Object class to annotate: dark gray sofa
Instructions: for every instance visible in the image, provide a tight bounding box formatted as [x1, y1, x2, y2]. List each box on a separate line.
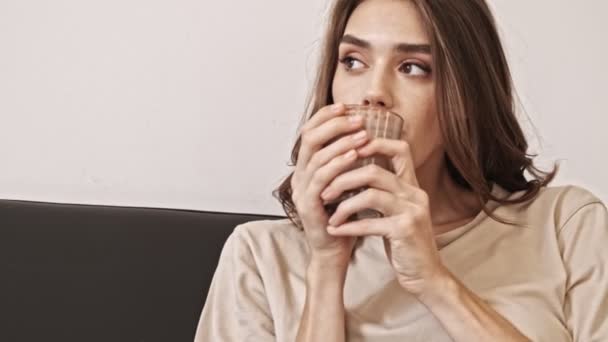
[0, 199, 285, 342]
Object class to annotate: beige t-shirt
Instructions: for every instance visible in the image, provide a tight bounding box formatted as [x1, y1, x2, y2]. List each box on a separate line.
[195, 185, 608, 341]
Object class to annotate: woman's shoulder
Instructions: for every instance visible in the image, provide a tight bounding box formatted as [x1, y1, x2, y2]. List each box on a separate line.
[533, 184, 604, 211]
[227, 217, 307, 252]
[515, 184, 606, 229]
[220, 218, 311, 274]
[232, 217, 301, 236]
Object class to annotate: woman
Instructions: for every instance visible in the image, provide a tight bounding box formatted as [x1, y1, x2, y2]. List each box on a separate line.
[195, 0, 608, 341]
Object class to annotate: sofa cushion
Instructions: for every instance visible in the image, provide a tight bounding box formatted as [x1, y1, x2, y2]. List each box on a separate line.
[0, 199, 285, 342]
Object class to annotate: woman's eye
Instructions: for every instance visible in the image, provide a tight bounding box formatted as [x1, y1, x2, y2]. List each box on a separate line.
[399, 63, 431, 76]
[339, 56, 431, 77]
[339, 56, 364, 70]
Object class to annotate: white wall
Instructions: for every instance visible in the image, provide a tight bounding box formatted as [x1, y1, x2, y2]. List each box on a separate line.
[1, 0, 606, 216]
[491, 0, 608, 204]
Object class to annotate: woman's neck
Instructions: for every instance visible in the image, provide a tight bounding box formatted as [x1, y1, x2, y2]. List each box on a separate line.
[416, 152, 482, 235]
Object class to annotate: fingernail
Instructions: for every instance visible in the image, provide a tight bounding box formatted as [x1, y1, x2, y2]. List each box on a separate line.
[332, 103, 344, 113]
[328, 216, 337, 226]
[344, 150, 356, 159]
[321, 189, 332, 199]
[349, 115, 363, 124]
[352, 130, 367, 140]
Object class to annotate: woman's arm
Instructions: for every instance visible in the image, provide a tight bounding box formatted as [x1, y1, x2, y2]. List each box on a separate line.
[419, 200, 608, 342]
[296, 256, 349, 342]
[559, 202, 608, 340]
[194, 227, 275, 342]
[417, 268, 531, 342]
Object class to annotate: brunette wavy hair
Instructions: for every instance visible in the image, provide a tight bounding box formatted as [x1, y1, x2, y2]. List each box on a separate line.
[272, 0, 558, 228]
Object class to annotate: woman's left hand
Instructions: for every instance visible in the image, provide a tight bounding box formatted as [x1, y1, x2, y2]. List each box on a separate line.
[321, 137, 449, 296]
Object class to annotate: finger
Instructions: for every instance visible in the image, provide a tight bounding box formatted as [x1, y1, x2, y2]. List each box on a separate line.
[327, 187, 394, 227]
[296, 103, 345, 175]
[329, 203, 425, 241]
[297, 108, 364, 175]
[308, 129, 369, 175]
[356, 138, 418, 186]
[327, 215, 394, 237]
[308, 148, 361, 205]
[321, 163, 400, 203]
[299, 103, 345, 135]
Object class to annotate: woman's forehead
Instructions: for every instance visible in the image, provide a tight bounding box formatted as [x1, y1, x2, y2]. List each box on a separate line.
[345, 0, 429, 45]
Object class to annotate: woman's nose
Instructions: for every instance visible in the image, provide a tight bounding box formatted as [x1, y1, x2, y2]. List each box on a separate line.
[362, 76, 393, 108]
[362, 96, 389, 108]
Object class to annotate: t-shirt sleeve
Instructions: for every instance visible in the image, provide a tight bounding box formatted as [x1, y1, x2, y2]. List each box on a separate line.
[194, 226, 275, 341]
[558, 201, 608, 341]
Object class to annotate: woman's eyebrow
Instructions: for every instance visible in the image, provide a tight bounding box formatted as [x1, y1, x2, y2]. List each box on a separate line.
[340, 34, 431, 55]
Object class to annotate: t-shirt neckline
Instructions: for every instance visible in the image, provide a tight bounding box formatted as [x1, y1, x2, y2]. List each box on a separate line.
[435, 183, 510, 249]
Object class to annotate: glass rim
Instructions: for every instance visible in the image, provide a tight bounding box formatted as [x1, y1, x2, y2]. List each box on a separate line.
[343, 104, 404, 124]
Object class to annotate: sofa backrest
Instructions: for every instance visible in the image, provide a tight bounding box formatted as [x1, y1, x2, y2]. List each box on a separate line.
[0, 199, 285, 342]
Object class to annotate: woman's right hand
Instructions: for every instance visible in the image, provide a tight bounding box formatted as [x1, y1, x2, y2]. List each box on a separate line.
[291, 103, 370, 268]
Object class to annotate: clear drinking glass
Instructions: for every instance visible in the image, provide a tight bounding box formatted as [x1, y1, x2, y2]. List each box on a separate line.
[323, 104, 404, 222]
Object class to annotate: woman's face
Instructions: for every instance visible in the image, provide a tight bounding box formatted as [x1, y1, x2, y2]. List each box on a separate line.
[332, 0, 441, 170]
